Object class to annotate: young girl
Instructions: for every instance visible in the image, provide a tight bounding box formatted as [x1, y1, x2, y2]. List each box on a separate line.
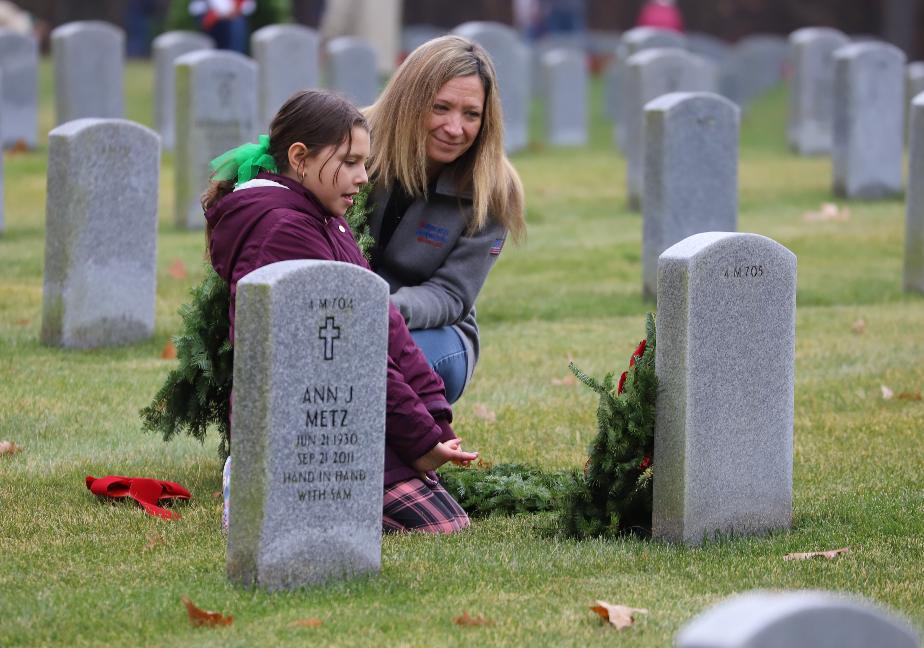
[205, 90, 476, 533]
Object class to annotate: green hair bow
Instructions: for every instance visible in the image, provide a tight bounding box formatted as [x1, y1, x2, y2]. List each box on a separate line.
[209, 134, 278, 184]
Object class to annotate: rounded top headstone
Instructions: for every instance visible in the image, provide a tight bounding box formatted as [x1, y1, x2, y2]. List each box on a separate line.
[627, 46, 697, 69]
[48, 117, 159, 143]
[175, 48, 254, 68]
[51, 20, 124, 41]
[833, 40, 906, 64]
[676, 590, 920, 648]
[252, 23, 318, 43]
[660, 231, 795, 265]
[152, 30, 214, 49]
[644, 90, 739, 118]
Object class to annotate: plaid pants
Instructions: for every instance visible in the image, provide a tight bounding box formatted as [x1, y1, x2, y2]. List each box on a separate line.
[382, 477, 470, 534]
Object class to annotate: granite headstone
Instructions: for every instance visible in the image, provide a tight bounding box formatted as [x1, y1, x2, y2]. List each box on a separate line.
[905, 93, 924, 293]
[676, 590, 920, 648]
[324, 36, 378, 108]
[542, 48, 587, 146]
[532, 32, 586, 97]
[625, 48, 715, 210]
[41, 119, 160, 348]
[725, 34, 788, 106]
[787, 27, 849, 155]
[401, 24, 445, 56]
[51, 21, 124, 125]
[152, 31, 214, 151]
[905, 61, 924, 142]
[642, 92, 739, 299]
[832, 42, 905, 199]
[653, 232, 796, 546]
[174, 50, 257, 229]
[453, 21, 530, 153]
[252, 24, 320, 131]
[227, 260, 389, 591]
[0, 29, 38, 149]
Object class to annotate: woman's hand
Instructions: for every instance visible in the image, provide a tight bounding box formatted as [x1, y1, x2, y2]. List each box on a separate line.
[412, 438, 478, 474]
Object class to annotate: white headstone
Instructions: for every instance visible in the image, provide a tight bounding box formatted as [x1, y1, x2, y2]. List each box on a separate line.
[542, 48, 587, 146]
[726, 34, 788, 106]
[625, 48, 716, 210]
[787, 27, 850, 155]
[643, 92, 739, 299]
[41, 119, 160, 348]
[904, 93, 924, 293]
[324, 36, 379, 108]
[152, 31, 214, 152]
[227, 260, 389, 591]
[174, 50, 258, 229]
[653, 232, 796, 545]
[252, 24, 320, 132]
[0, 29, 38, 149]
[832, 42, 905, 199]
[51, 21, 124, 125]
[676, 591, 920, 648]
[453, 21, 530, 154]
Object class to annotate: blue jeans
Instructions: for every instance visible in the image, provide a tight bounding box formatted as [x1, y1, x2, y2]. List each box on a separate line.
[410, 327, 468, 404]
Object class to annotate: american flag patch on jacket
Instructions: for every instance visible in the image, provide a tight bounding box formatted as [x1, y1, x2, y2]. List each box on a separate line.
[490, 238, 505, 256]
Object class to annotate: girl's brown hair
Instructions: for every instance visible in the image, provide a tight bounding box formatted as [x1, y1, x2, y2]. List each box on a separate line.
[201, 90, 368, 211]
[364, 35, 525, 241]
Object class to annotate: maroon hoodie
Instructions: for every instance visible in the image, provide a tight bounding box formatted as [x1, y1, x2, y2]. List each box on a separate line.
[205, 172, 454, 485]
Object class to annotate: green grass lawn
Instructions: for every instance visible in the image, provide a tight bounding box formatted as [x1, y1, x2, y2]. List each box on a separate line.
[1, 60, 923, 647]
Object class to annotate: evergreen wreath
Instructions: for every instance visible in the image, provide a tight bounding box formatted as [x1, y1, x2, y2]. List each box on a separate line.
[559, 313, 657, 538]
[438, 462, 575, 517]
[141, 183, 375, 459]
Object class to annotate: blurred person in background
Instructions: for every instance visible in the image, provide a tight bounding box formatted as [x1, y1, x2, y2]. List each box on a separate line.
[635, 0, 684, 32]
[188, 0, 255, 53]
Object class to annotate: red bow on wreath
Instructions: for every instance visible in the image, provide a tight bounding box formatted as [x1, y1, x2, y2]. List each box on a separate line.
[85, 475, 191, 520]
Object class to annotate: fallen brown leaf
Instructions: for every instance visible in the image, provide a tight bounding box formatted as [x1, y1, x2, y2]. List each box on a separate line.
[803, 202, 849, 222]
[9, 139, 29, 154]
[144, 532, 164, 551]
[897, 391, 923, 401]
[0, 440, 23, 456]
[551, 374, 578, 386]
[454, 611, 493, 626]
[168, 259, 188, 279]
[14, 319, 30, 327]
[851, 318, 866, 334]
[161, 341, 177, 360]
[181, 596, 233, 627]
[475, 458, 494, 470]
[290, 618, 323, 628]
[590, 600, 648, 630]
[472, 403, 496, 423]
[881, 385, 894, 400]
[783, 547, 849, 561]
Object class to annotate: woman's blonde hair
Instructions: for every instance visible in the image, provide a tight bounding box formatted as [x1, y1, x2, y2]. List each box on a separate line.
[365, 35, 525, 241]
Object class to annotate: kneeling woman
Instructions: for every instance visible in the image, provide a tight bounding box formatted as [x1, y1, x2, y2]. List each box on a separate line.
[364, 35, 527, 403]
[206, 90, 477, 533]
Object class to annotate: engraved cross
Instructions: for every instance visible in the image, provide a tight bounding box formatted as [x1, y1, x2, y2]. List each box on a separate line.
[318, 316, 341, 361]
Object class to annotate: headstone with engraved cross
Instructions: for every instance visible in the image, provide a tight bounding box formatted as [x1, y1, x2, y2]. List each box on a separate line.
[174, 49, 257, 229]
[228, 259, 389, 591]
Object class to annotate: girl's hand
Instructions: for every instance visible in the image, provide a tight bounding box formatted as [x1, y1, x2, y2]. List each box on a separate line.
[412, 439, 478, 474]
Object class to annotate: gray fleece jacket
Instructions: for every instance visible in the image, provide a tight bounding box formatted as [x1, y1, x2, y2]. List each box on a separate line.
[368, 164, 508, 387]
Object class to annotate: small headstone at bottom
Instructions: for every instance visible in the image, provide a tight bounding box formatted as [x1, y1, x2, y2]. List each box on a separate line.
[676, 590, 920, 648]
[227, 260, 389, 591]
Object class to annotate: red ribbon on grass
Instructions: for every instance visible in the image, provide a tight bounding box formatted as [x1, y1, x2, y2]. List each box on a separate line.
[85, 475, 191, 520]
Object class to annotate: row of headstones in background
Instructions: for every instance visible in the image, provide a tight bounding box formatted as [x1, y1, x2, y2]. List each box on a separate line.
[0, 28, 38, 148]
[606, 28, 788, 147]
[677, 590, 920, 648]
[40, 119, 159, 348]
[153, 26, 369, 153]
